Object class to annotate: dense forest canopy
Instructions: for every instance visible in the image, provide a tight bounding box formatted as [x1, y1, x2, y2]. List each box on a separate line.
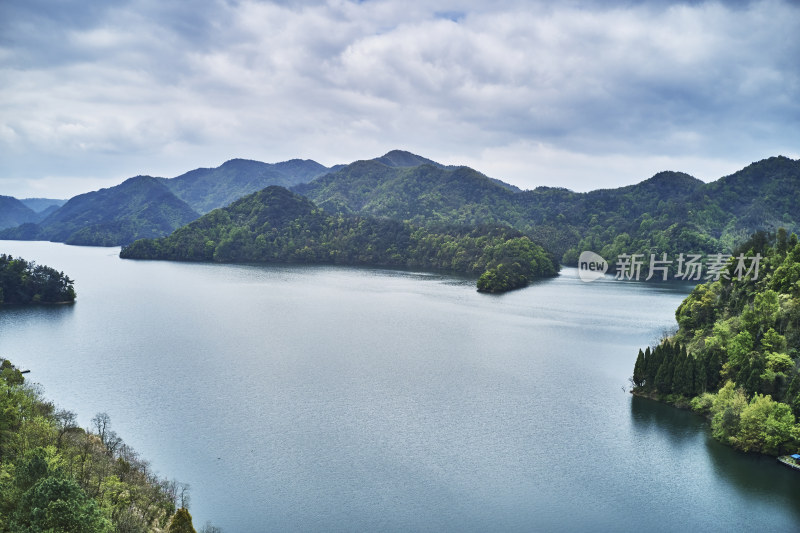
[120, 186, 558, 293]
[631, 229, 800, 455]
[297, 155, 800, 265]
[0, 254, 75, 304]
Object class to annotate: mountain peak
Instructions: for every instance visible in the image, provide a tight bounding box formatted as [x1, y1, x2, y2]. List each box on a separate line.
[373, 150, 443, 168]
[640, 171, 703, 192]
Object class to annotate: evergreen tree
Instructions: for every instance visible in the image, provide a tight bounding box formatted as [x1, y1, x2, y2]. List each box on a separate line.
[693, 356, 707, 396]
[633, 349, 646, 388]
[169, 508, 198, 533]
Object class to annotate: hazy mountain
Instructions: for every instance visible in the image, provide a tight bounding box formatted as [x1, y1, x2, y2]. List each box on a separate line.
[0, 196, 39, 230]
[161, 157, 329, 214]
[0, 176, 199, 246]
[1, 157, 328, 247]
[19, 197, 68, 213]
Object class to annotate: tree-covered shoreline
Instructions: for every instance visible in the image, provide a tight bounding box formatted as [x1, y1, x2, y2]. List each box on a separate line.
[0, 358, 211, 532]
[0, 254, 76, 305]
[631, 230, 800, 456]
[120, 186, 558, 293]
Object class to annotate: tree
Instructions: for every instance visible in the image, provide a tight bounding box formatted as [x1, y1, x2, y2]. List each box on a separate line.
[169, 508, 198, 533]
[710, 382, 748, 445]
[633, 349, 646, 388]
[731, 394, 796, 455]
[12, 475, 112, 532]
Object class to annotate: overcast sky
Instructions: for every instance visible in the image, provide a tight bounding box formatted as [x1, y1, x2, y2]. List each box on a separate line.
[1, 0, 798, 199]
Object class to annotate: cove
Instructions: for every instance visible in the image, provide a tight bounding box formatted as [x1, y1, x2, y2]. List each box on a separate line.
[1, 240, 799, 532]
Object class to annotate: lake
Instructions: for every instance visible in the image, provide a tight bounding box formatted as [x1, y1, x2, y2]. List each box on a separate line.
[1, 240, 799, 532]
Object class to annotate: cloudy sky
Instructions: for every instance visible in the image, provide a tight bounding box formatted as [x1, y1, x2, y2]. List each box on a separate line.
[1, 0, 798, 199]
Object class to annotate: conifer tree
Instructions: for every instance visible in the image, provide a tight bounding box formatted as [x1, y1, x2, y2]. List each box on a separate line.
[169, 508, 198, 533]
[633, 349, 646, 388]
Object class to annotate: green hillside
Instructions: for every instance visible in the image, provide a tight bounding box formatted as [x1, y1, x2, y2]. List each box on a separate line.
[120, 186, 557, 293]
[631, 230, 800, 455]
[297, 155, 800, 265]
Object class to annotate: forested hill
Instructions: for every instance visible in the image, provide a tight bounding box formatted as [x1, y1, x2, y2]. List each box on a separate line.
[120, 186, 558, 293]
[0, 176, 200, 247]
[161, 157, 329, 214]
[294, 159, 524, 225]
[372, 149, 447, 169]
[631, 230, 800, 456]
[296, 155, 800, 263]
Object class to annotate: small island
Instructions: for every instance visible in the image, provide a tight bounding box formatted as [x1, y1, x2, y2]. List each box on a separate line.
[0, 253, 76, 304]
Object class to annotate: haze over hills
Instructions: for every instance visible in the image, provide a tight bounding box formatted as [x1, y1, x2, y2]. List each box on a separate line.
[0, 158, 331, 246]
[160, 157, 329, 214]
[0, 176, 199, 246]
[19, 197, 67, 213]
[0, 196, 40, 230]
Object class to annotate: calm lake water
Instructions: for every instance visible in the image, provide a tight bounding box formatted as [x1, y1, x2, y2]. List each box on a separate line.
[1, 240, 799, 532]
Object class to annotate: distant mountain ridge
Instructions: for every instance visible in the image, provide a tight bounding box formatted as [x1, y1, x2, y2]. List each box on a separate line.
[19, 197, 67, 213]
[0, 176, 200, 246]
[0, 196, 39, 230]
[161, 157, 329, 214]
[0, 157, 331, 246]
[2, 151, 797, 260]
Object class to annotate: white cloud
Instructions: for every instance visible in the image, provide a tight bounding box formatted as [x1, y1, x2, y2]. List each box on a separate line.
[0, 0, 798, 198]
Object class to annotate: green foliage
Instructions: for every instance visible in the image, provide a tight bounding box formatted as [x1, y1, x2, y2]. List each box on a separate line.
[633, 230, 800, 455]
[11, 475, 112, 533]
[121, 186, 558, 293]
[299, 155, 800, 268]
[168, 508, 198, 533]
[0, 358, 185, 532]
[0, 254, 75, 304]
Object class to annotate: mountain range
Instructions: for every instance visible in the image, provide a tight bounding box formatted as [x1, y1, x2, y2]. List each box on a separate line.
[2, 150, 798, 261]
[295, 153, 800, 261]
[0, 158, 331, 246]
[159, 157, 329, 214]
